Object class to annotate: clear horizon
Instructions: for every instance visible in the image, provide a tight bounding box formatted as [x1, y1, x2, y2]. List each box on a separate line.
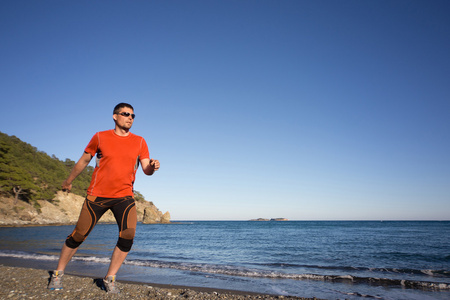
[1, 0, 449, 221]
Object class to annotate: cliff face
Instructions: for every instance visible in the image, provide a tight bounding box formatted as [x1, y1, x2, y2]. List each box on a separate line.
[0, 191, 170, 226]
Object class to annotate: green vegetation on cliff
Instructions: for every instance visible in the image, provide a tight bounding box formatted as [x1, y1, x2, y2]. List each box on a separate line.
[0, 131, 93, 204]
[0, 131, 148, 206]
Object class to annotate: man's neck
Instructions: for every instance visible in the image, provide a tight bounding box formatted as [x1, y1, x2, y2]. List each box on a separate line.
[114, 127, 130, 137]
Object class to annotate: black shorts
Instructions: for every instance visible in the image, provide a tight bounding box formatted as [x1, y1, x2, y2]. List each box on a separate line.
[65, 195, 137, 251]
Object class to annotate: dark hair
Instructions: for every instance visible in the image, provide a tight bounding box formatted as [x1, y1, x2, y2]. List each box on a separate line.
[113, 103, 134, 114]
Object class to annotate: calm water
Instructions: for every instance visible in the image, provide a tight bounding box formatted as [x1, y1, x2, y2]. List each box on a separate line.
[0, 221, 449, 299]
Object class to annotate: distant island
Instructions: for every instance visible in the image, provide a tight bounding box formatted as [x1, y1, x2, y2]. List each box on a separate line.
[250, 218, 289, 221]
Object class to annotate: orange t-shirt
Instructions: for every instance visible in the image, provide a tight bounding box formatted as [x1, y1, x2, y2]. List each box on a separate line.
[84, 130, 150, 198]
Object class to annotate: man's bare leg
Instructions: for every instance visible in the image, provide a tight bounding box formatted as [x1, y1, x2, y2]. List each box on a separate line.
[56, 243, 78, 271]
[105, 246, 128, 277]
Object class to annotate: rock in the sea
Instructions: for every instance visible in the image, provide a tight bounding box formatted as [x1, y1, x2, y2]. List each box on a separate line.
[142, 206, 171, 224]
[161, 211, 171, 224]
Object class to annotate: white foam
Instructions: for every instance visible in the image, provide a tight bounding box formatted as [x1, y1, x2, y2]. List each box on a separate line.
[0, 252, 58, 261]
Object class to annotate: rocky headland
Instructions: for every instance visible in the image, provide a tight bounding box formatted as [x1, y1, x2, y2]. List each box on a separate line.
[0, 191, 170, 226]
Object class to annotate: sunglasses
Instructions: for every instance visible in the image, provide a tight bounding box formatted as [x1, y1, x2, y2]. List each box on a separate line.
[118, 112, 136, 119]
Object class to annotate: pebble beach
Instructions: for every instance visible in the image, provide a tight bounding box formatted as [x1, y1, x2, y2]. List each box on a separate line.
[0, 265, 319, 300]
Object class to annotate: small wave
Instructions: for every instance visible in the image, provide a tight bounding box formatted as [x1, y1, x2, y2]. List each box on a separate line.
[332, 288, 384, 299]
[0, 251, 58, 261]
[0, 250, 110, 264]
[258, 262, 450, 279]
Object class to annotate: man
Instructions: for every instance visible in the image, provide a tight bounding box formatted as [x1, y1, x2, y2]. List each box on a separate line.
[48, 103, 160, 293]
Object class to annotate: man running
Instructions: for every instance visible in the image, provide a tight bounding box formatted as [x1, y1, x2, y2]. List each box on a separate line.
[48, 103, 160, 293]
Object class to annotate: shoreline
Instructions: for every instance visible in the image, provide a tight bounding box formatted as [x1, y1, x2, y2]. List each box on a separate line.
[0, 264, 319, 300]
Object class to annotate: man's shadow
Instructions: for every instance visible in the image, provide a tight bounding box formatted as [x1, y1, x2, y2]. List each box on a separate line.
[47, 271, 106, 291]
[93, 278, 106, 291]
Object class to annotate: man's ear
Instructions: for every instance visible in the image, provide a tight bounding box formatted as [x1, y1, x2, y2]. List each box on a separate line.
[113, 114, 118, 121]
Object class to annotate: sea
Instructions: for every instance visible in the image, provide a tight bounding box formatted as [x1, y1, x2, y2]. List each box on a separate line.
[0, 221, 449, 300]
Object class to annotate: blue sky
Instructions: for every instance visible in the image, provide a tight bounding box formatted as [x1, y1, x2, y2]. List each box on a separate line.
[1, 0, 449, 220]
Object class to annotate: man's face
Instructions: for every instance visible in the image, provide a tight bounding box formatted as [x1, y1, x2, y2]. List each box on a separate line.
[113, 107, 135, 130]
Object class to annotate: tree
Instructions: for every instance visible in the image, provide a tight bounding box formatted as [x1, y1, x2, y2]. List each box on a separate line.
[0, 162, 39, 202]
[13, 186, 24, 205]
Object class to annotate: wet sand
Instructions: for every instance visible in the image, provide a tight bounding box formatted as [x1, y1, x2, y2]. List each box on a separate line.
[0, 265, 320, 300]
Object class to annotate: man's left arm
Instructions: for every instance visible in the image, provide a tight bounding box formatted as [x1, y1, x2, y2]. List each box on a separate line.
[141, 158, 160, 175]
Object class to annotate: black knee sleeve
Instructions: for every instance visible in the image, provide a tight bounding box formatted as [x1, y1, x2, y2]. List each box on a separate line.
[65, 236, 83, 249]
[117, 237, 133, 252]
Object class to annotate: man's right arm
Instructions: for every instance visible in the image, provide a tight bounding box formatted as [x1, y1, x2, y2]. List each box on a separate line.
[62, 152, 93, 191]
